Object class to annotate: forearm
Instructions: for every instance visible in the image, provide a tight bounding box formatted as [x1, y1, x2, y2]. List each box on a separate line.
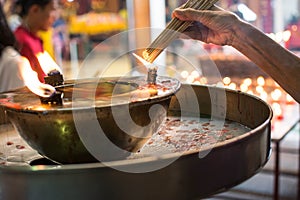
[231, 21, 300, 103]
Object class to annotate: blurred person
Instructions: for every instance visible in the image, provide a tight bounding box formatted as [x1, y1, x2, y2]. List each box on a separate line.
[3, 0, 22, 31]
[0, 2, 55, 96]
[173, 6, 300, 103]
[14, 0, 62, 83]
[0, 0, 24, 92]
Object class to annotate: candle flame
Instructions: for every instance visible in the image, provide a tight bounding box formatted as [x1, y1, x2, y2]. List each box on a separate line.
[257, 76, 265, 86]
[240, 83, 248, 92]
[132, 53, 157, 70]
[256, 85, 264, 94]
[228, 83, 237, 90]
[181, 71, 189, 79]
[243, 78, 252, 86]
[272, 102, 283, 119]
[271, 89, 282, 101]
[223, 77, 231, 85]
[36, 52, 62, 75]
[260, 91, 268, 102]
[20, 53, 58, 98]
[286, 94, 295, 104]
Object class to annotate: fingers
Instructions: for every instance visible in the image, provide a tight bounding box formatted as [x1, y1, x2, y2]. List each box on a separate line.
[173, 8, 211, 22]
[173, 7, 235, 29]
[173, 3, 222, 19]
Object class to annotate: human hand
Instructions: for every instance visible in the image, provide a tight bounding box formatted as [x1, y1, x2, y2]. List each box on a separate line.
[172, 6, 244, 46]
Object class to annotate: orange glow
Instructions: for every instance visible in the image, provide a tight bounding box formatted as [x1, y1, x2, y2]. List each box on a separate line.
[240, 83, 248, 92]
[271, 89, 282, 101]
[20, 56, 56, 98]
[256, 85, 264, 94]
[243, 78, 252, 86]
[178, 72, 293, 117]
[181, 71, 189, 79]
[133, 53, 157, 70]
[191, 71, 200, 79]
[216, 82, 224, 88]
[36, 52, 62, 75]
[228, 83, 237, 90]
[286, 94, 295, 104]
[200, 77, 208, 84]
[260, 91, 268, 102]
[272, 102, 283, 119]
[223, 77, 231, 85]
[257, 76, 265, 86]
[283, 30, 291, 42]
[186, 75, 195, 83]
[246, 90, 254, 95]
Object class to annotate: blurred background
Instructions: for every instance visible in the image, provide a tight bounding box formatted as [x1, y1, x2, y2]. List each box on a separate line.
[2, 0, 300, 80]
[1, 0, 299, 199]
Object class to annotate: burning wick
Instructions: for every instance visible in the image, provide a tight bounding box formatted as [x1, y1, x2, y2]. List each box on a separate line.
[132, 53, 157, 84]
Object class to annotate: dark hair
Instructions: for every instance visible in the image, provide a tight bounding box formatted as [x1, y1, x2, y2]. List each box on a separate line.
[16, 0, 52, 17]
[0, 3, 18, 57]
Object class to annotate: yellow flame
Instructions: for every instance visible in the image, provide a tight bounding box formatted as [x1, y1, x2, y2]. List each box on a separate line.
[132, 53, 157, 70]
[36, 52, 62, 75]
[20, 56, 56, 98]
[223, 77, 231, 85]
[257, 76, 265, 86]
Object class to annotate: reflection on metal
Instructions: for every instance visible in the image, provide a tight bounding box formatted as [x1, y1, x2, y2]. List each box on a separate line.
[0, 76, 180, 164]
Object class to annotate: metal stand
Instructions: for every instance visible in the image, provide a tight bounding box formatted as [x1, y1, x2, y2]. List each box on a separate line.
[298, 117, 300, 200]
[273, 141, 280, 200]
[270, 103, 299, 200]
[272, 119, 299, 200]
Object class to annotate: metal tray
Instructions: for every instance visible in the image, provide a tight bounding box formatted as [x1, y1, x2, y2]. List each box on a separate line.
[0, 84, 272, 200]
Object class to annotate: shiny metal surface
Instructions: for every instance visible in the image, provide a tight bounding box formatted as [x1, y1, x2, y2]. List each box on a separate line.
[0, 84, 272, 200]
[0, 76, 180, 163]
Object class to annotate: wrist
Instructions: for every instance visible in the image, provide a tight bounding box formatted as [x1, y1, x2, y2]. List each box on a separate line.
[230, 20, 253, 48]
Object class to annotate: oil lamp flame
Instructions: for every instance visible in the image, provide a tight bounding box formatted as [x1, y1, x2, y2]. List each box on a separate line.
[132, 53, 156, 69]
[20, 57, 56, 98]
[36, 52, 62, 76]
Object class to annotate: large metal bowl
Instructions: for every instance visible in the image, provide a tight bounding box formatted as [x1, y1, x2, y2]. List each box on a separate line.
[0, 76, 181, 163]
[0, 84, 272, 200]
